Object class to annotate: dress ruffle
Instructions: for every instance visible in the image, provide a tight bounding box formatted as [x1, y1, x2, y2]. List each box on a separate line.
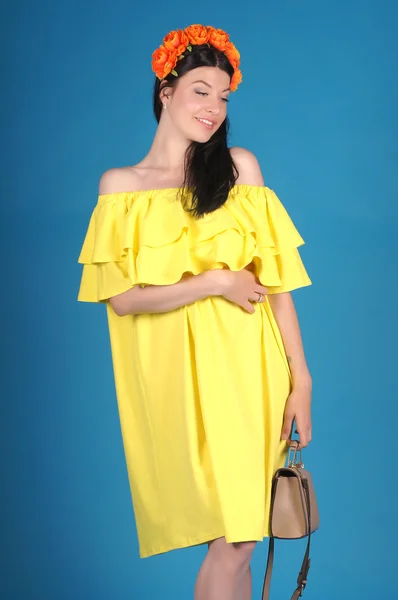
[77, 184, 312, 302]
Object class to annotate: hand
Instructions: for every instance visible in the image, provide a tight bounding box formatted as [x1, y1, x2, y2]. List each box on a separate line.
[209, 267, 269, 313]
[280, 386, 312, 449]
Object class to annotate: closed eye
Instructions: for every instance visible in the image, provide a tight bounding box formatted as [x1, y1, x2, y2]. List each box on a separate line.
[196, 91, 229, 103]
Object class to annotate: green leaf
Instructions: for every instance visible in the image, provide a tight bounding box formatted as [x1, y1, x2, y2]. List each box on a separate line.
[178, 54, 184, 60]
[171, 69, 178, 76]
[187, 45, 192, 51]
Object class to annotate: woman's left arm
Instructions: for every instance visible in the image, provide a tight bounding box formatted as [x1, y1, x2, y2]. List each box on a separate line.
[267, 292, 313, 448]
[229, 146, 313, 447]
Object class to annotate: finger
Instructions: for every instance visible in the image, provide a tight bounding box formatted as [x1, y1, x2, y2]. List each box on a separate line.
[242, 302, 256, 314]
[281, 416, 294, 441]
[296, 433, 311, 450]
[248, 291, 266, 303]
[255, 285, 268, 295]
[253, 288, 268, 299]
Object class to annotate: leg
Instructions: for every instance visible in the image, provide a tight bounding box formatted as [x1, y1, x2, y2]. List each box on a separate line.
[239, 562, 253, 600]
[194, 536, 256, 600]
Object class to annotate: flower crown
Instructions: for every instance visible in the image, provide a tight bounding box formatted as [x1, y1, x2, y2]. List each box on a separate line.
[151, 24, 242, 92]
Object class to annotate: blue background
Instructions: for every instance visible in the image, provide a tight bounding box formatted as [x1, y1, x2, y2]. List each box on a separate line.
[3, 0, 398, 598]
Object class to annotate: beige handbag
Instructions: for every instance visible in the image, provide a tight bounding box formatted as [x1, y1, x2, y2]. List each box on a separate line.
[262, 438, 320, 599]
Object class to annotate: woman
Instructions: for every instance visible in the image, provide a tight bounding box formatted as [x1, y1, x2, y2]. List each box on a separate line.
[77, 24, 313, 600]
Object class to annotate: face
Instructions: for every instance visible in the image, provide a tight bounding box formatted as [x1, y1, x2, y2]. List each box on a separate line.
[160, 66, 231, 142]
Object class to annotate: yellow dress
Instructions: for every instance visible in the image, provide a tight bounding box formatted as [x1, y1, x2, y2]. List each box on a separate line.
[77, 183, 312, 558]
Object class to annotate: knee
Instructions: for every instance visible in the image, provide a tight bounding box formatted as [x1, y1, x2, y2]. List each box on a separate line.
[232, 540, 257, 567]
[209, 538, 257, 575]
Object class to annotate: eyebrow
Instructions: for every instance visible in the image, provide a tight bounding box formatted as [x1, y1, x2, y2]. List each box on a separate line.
[191, 79, 230, 92]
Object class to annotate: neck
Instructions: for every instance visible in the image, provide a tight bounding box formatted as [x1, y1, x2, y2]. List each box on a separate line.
[141, 116, 190, 172]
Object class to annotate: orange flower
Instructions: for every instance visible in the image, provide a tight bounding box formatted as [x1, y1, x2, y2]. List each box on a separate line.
[230, 68, 242, 92]
[206, 26, 229, 52]
[184, 24, 209, 45]
[163, 50, 178, 77]
[224, 40, 240, 68]
[151, 45, 178, 79]
[151, 24, 242, 91]
[163, 29, 189, 54]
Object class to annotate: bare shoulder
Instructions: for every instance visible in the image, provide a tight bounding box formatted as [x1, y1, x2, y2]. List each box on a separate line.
[229, 146, 265, 187]
[98, 166, 142, 195]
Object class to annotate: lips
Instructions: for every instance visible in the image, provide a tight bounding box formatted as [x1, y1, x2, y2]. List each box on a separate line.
[195, 117, 216, 129]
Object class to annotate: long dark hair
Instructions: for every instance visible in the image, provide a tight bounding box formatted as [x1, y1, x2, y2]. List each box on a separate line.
[152, 44, 240, 219]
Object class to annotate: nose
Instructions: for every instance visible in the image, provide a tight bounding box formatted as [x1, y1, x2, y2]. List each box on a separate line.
[206, 98, 224, 114]
[206, 104, 221, 114]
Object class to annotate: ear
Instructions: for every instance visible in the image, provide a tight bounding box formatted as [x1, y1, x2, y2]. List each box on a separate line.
[159, 81, 174, 104]
[159, 81, 168, 97]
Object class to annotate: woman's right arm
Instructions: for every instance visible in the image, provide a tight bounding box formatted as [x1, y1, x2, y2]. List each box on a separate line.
[110, 268, 269, 316]
[109, 271, 222, 316]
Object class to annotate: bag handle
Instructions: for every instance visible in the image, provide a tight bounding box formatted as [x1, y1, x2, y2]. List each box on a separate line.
[261, 442, 313, 599]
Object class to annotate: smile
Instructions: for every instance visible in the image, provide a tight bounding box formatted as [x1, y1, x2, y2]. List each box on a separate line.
[195, 117, 215, 129]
